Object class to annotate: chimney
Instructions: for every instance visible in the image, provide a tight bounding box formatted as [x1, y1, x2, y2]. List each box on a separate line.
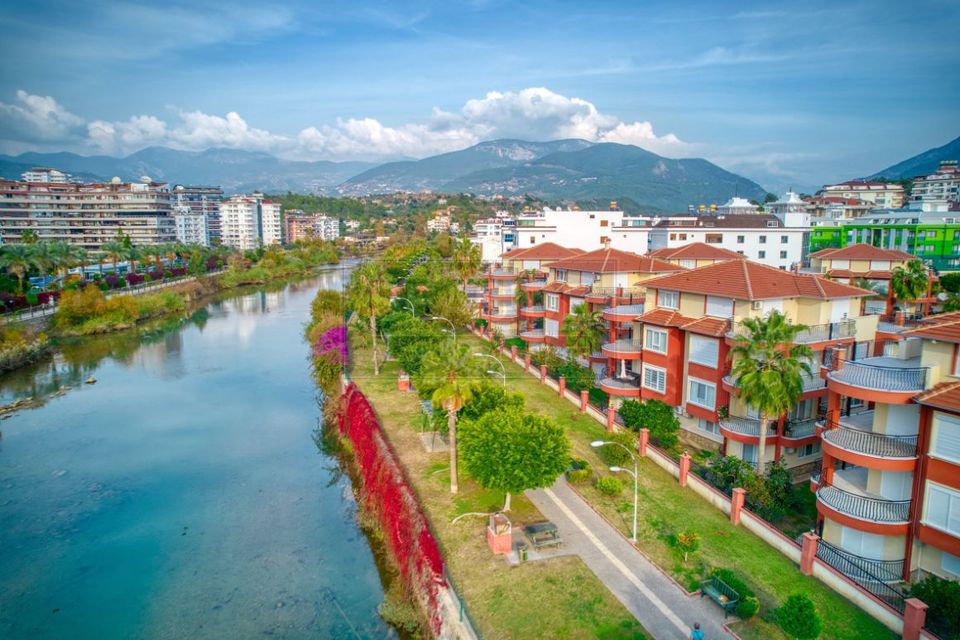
[603, 238, 611, 250]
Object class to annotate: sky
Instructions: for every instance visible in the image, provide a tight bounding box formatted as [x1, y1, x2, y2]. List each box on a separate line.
[1, 0, 958, 190]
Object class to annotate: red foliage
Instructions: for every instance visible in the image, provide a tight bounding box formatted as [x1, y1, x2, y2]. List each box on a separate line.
[340, 384, 446, 634]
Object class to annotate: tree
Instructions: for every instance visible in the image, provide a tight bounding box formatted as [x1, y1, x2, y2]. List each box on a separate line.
[124, 244, 143, 275]
[31, 242, 56, 288]
[450, 237, 481, 292]
[102, 239, 126, 274]
[944, 293, 960, 313]
[431, 286, 474, 327]
[562, 303, 606, 361]
[729, 311, 813, 473]
[418, 342, 485, 493]
[346, 261, 391, 375]
[776, 593, 822, 639]
[20, 229, 39, 245]
[459, 406, 570, 510]
[618, 399, 680, 448]
[0, 244, 38, 293]
[892, 259, 930, 313]
[459, 382, 524, 422]
[49, 241, 83, 288]
[675, 530, 700, 562]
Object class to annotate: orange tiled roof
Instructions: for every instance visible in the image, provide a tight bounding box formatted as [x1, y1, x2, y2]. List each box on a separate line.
[635, 309, 730, 337]
[647, 243, 745, 261]
[500, 242, 583, 260]
[542, 282, 591, 296]
[547, 247, 684, 274]
[904, 318, 960, 342]
[640, 259, 875, 301]
[809, 244, 915, 261]
[825, 269, 894, 280]
[915, 381, 960, 412]
[921, 311, 960, 325]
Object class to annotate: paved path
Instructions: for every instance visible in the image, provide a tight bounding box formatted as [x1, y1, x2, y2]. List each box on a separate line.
[527, 479, 733, 640]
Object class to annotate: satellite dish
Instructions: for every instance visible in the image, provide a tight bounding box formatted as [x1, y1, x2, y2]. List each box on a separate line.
[140, 175, 151, 183]
[111, 176, 122, 184]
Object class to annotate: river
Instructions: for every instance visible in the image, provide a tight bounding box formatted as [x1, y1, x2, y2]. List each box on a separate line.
[0, 269, 394, 639]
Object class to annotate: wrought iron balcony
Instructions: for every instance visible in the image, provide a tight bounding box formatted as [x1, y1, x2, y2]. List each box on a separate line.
[828, 358, 927, 393]
[817, 484, 910, 523]
[821, 420, 918, 458]
[728, 320, 857, 344]
[783, 419, 819, 439]
[815, 539, 906, 612]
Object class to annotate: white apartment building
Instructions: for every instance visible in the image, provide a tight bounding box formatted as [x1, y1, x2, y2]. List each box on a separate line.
[470, 216, 516, 262]
[0, 177, 176, 249]
[716, 196, 760, 216]
[513, 207, 650, 253]
[818, 181, 906, 209]
[172, 207, 209, 246]
[648, 213, 808, 270]
[21, 167, 70, 183]
[173, 185, 222, 243]
[219, 194, 282, 251]
[316, 215, 339, 241]
[911, 161, 960, 206]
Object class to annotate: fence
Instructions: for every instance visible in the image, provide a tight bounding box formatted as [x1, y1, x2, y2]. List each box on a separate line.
[816, 539, 906, 613]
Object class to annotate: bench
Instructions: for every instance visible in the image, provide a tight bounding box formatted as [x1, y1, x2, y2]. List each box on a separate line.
[523, 521, 562, 550]
[699, 577, 739, 617]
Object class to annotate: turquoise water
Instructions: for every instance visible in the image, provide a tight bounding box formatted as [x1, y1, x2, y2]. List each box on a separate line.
[0, 271, 393, 639]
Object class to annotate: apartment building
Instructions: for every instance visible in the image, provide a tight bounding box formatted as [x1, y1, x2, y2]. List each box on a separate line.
[21, 167, 70, 183]
[911, 161, 960, 207]
[172, 185, 222, 244]
[284, 211, 340, 243]
[717, 196, 760, 216]
[648, 214, 808, 270]
[470, 215, 516, 262]
[482, 243, 582, 337]
[629, 260, 877, 464]
[806, 196, 872, 222]
[819, 181, 906, 209]
[527, 247, 682, 358]
[219, 194, 282, 251]
[809, 244, 920, 315]
[172, 207, 209, 246]
[811, 313, 960, 583]
[513, 206, 651, 254]
[0, 177, 176, 250]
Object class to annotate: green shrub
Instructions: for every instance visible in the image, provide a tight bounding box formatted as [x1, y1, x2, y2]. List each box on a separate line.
[588, 387, 609, 410]
[504, 337, 527, 353]
[708, 568, 756, 599]
[595, 476, 624, 496]
[776, 593, 821, 639]
[567, 468, 591, 484]
[618, 399, 680, 448]
[907, 575, 960, 640]
[597, 431, 637, 467]
[737, 595, 760, 620]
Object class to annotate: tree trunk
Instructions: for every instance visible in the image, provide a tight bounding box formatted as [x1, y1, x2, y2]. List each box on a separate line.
[448, 404, 458, 494]
[369, 313, 379, 376]
[503, 492, 511, 512]
[757, 414, 768, 474]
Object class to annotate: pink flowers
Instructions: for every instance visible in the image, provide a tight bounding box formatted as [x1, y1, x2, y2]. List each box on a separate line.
[314, 325, 348, 363]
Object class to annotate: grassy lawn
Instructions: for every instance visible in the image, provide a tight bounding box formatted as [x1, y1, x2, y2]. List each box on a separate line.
[348, 346, 648, 640]
[459, 333, 897, 640]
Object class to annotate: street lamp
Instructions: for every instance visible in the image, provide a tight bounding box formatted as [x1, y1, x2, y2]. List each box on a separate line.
[474, 352, 506, 386]
[431, 315, 457, 342]
[393, 296, 415, 318]
[591, 439, 638, 543]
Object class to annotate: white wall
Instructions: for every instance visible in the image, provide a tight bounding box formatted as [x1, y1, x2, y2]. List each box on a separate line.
[648, 227, 806, 270]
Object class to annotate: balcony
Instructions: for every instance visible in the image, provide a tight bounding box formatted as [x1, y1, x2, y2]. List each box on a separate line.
[519, 304, 545, 318]
[816, 467, 911, 527]
[487, 268, 516, 280]
[723, 373, 825, 395]
[484, 308, 517, 322]
[602, 304, 645, 322]
[487, 287, 517, 301]
[727, 320, 856, 344]
[821, 417, 918, 467]
[599, 375, 641, 397]
[827, 357, 927, 394]
[719, 416, 777, 442]
[586, 286, 645, 304]
[520, 280, 546, 291]
[782, 418, 819, 443]
[601, 339, 643, 358]
[519, 328, 547, 342]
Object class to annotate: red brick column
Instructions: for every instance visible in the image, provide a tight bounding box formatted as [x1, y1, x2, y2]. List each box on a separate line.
[679, 453, 691, 487]
[511, 345, 517, 361]
[397, 373, 410, 392]
[903, 598, 929, 640]
[800, 532, 819, 576]
[524, 353, 531, 372]
[730, 487, 746, 525]
[479, 325, 486, 337]
[540, 364, 547, 384]
[558, 376, 566, 397]
[639, 428, 649, 457]
[580, 390, 589, 413]
[606, 407, 616, 433]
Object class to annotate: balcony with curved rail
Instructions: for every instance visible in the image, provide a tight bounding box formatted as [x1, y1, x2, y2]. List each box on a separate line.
[820, 415, 918, 471]
[486, 286, 517, 301]
[519, 304, 545, 318]
[482, 308, 518, 323]
[826, 356, 927, 402]
[727, 320, 857, 346]
[781, 418, 820, 445]
[601, 339, 643, 359]
[723, 372, 826, 396]
[816, 466, 911, 533]
[718, 415, 778, 444]
[486, 267, 517, 280]
[602, 304, 645, 323]
[520, 280, 547, 291]
[519, 328, 547, 343]
[599, 375, 641, 397]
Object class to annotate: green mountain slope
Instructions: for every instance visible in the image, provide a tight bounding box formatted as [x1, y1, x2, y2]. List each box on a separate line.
[866, 136, 960, 179]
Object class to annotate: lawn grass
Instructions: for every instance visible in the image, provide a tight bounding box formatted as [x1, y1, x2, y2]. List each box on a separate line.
[459, 333, 897, 640]
[348, 346, 648, 640]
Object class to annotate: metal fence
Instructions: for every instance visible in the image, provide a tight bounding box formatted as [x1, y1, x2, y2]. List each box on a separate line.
[821, 420, 918, 457]
[816, 484, 910, 523]
[815, 539, 906, 613]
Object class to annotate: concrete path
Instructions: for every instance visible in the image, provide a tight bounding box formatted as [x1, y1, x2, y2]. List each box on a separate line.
[526, 479, 734, 640]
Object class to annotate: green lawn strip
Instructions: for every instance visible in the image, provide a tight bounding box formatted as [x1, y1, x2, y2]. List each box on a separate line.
[461, 333, 897, 640]
[348, 349, 648, 639]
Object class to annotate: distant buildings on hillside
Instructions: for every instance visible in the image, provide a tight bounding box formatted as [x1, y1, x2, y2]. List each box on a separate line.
[284, 210, 340, 243]
[219, 194, 282, 251]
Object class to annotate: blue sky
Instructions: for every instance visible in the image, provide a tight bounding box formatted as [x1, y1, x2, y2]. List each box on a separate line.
[1, 0, 958, 189]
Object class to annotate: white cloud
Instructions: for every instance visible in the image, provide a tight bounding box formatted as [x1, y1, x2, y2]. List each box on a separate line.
[0, 90, 85, 143]
[1, 87, 690, 160]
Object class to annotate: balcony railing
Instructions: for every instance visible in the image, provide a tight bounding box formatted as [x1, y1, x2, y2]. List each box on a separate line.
[719, 416, 777, 438]
[821, 420, 918, 458]
[829, 360, 927, 392]
[602, 339, 643, 355]
[603, 303, 645, 318]
[486, 309, 517, 319]
[817, 484, 910, 523]
[600, 376, 641, 390]
[728, 320, 857, 344]
[784, 419, 819, 439]
[486, 267, 515, 276]
[519, 329, 546, 340]
[520, 304, 545, 314]
[815, 539, 905, 613]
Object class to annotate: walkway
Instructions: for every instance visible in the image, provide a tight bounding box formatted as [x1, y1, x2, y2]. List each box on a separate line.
[527, 478, 734, 640]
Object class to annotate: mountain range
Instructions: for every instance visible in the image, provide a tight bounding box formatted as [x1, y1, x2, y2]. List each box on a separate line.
[866, 135, 960, 180]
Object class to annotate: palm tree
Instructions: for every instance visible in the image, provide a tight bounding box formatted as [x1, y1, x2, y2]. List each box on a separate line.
[30, 242, 56, 289]
[101, 240, 125, 275]
[892, 259, 930, 316]
[125, 245, 143, 275]
[49, 241, 80, 288]
[419, 342, 483, 493]
[0, 244, 39, 293]
[346, 261, 391, 375]
[562, 303, 606, 361]
[450, 237, 482, 292]
[20, 229, 39, 245]
[729, 311, 813, 473]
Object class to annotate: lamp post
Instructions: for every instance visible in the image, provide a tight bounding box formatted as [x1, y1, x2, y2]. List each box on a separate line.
[473, 352, 506, 386]
[393, 296, 415, 318]
[431, 315, 457, 342]
[591, 439, 638, 543]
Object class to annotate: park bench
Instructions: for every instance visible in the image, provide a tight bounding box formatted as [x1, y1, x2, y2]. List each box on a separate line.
[523, 521, 562, 550]
[699, 577, 740, 617]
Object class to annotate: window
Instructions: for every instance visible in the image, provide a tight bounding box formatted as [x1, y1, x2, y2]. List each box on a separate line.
[737, 235, 745, 244]
[679, 233, 687, 240]
[780, 250, 788, 259]
[545, 293, 559, 311]
[688, 378, 716, 409]
[600, 220, 608, 227]
[840, 528, 885, 558]
[556, 269, 567, 282]
[742, 444, 758, 463]
[642, 365, 666, 393]
[659, 290, 679, 309]
[645, 328, 668, 354]
[781, 235, 789, 244]
[927, 230, 937, 238]
[924, 482, 960, 536]
[758, 251, 766, 259]
[670, 233, 676, 240]
[689, 335, 719, 366]
[679, 259, 696, 268]
[943, 552, 960, 578]
[698, 418, 719, 435]
[544, 318, 559, 338]
[931, 413, 960, 463]
[766, 220, 778, 227]
[799, 442, 822, 458]
[569, 298, 585, 315]
[706, 296, 733, 318]
[705, 233, 722, 244]
[759, 235, 767, 244]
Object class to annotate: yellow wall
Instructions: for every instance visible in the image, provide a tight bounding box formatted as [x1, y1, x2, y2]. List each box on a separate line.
[821, 520, 907, 560]
[921, 340, 953, 387]
[679, 292, 705, 316]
